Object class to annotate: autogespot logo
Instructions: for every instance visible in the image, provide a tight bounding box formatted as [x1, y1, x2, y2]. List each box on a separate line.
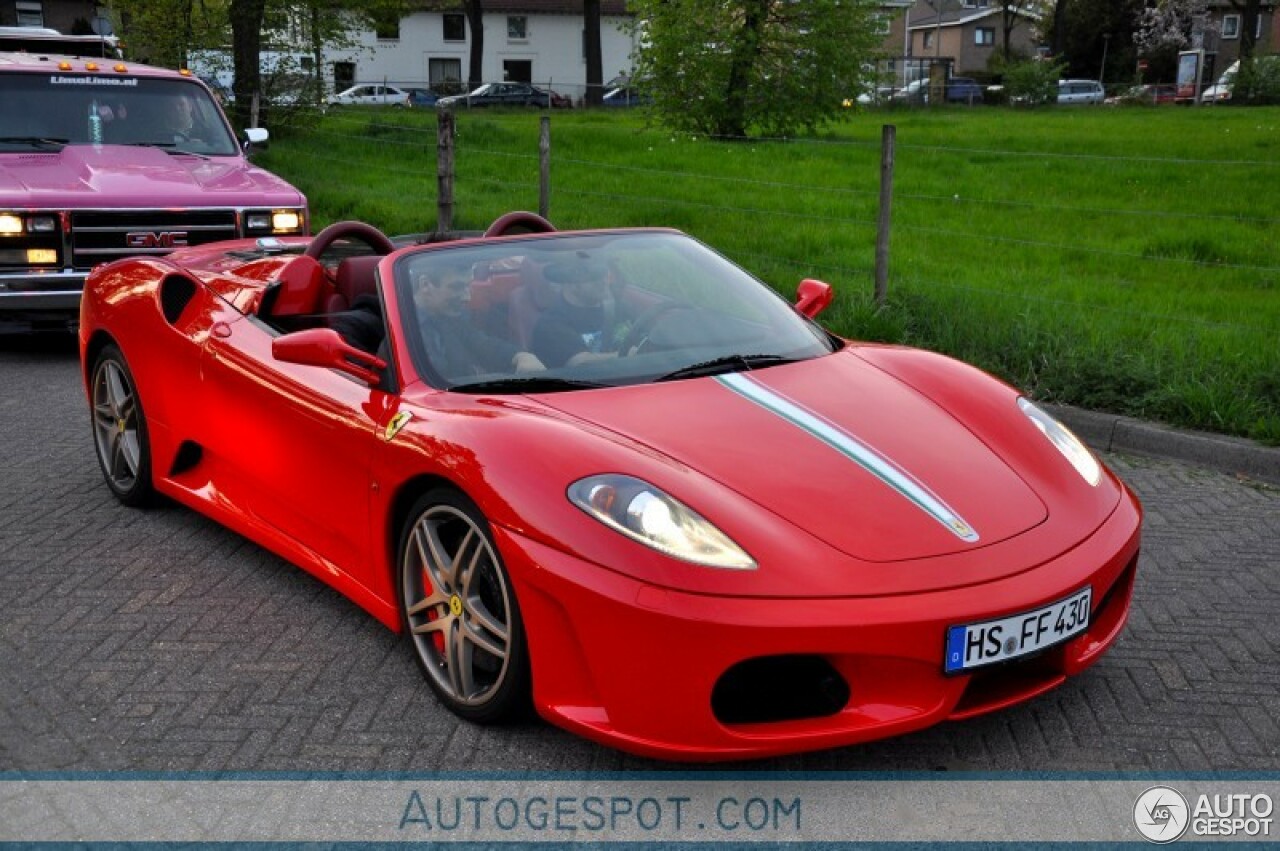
[1134, 786, 1190, 843]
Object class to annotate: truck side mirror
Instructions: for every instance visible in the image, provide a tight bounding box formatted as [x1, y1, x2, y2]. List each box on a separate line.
[243, 126, 269, 153]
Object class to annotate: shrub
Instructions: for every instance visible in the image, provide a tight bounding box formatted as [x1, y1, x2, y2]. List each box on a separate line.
[1233, 56, 1280, 105]
[1002, 59, 1065, 106]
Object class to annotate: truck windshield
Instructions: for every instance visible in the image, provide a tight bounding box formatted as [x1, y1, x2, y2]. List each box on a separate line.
[0, 74, 238, 156]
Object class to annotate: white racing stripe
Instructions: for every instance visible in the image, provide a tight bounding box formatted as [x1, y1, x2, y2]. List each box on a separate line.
[716, 372, 979, 543]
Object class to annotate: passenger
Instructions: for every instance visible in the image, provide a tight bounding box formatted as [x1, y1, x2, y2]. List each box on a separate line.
[414, 260, 544, 379]
[531, 259, 630, 368]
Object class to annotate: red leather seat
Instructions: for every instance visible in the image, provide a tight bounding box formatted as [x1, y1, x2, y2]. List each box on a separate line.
[507, 259, 560, 349]
[325, 255, 382, 314]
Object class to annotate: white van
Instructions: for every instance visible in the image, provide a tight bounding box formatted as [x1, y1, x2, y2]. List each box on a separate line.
[1058, 79, 1104, 105]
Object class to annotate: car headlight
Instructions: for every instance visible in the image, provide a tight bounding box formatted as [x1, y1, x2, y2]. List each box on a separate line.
[568, 474, 756, 569]
[1018, 398, 1101, 486]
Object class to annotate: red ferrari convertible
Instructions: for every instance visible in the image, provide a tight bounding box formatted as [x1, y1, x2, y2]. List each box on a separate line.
[80, 212, 1141, 760]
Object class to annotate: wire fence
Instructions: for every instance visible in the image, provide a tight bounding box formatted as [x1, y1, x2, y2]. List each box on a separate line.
[267, 105, 1280, 344]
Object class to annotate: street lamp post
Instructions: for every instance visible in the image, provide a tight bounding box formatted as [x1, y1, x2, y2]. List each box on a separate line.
[1100, 33, 1111, 90]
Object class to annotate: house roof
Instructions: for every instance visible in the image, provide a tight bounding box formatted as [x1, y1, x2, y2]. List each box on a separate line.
[414, 0, 631, 14]
[908, 7, 1039, 31]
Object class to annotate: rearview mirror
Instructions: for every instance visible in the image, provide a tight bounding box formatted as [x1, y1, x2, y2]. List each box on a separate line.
[272, 328, 385, 386]
[795, 278, 833, 319]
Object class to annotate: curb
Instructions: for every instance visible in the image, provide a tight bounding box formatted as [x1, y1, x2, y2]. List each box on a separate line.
[1045, 403, 1280, 487]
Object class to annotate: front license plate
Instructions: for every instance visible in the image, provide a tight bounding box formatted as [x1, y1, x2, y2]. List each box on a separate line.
[944, 587, 1092, 674]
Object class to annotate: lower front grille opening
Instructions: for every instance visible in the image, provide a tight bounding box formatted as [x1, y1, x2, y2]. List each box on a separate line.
[712, 655, 850, 725]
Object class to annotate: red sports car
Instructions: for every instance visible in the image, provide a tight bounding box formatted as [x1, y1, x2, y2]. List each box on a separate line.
[80, 212, 1141, 761]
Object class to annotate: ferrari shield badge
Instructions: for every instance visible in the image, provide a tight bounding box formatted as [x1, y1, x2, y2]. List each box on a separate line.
[383, 410, 413, 441]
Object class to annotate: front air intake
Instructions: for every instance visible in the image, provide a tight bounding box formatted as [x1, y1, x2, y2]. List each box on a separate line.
[712, 655, 850, 725]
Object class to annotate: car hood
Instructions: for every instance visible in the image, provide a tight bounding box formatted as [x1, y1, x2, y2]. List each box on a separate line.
[533, 349, 1049, 563]
[0, 144, 305, 208]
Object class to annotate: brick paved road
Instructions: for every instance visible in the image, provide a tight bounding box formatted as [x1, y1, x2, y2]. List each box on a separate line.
[2, 335, 1277, 772]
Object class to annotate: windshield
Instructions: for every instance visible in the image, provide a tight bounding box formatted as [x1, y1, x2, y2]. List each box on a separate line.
[394, 231, 836, 392]
[0, 74, 238, 155]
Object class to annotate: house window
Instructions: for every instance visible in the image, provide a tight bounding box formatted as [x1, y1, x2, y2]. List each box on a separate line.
[1222, 14, 1240, 39]
[923, 31, 934, 50]
[429, 58, 462, 91]
[16, 1, 44, 27]
[375, 15, 400, 41]
[443, 13, 466, 42]
[962, 0, 989, 7]
[508, 16, 528, 40]
[503, 59, 532, 83]
[975, 27, 995, 46]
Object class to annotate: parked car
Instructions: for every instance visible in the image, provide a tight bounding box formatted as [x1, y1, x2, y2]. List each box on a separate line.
[0, 51, 307, 332]
[404, 87, 439, 108]
[1106, 84, 1177, 105]
[891, 79, 930, 104]
[80, 210, 1141, 760]
[329, 84, 410, 106]
[602, 85, 649, 107]
[944, 77, 985, 104]
[1057, 79, 1105, 105]
[436, 82, 572, 109]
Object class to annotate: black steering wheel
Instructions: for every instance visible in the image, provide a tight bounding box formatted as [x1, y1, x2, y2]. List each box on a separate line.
[619, 300, 693, 356]
[304, 221, 397, 261]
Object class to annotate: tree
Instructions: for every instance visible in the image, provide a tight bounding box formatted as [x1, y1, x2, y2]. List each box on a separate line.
[108, 0, 227, 67]
[631, 0, 881, 138]
[583, 0, 603, 106]
[1230, 0, 1264, 60]
[229, 0, 267, 127]
[1134, 0, 1214, 54]
[463, 0, 484, 91]
[998, 1, 1034, 63]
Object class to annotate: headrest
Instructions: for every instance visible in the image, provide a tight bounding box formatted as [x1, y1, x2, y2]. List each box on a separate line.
[335, 254, 383, 303]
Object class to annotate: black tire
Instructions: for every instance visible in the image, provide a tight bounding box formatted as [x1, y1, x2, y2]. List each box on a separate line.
[89, 343, 155, 507]
[397, 486, 531, 723]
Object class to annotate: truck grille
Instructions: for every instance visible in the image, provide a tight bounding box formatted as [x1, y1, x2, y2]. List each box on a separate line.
[71, 210, 239, 270]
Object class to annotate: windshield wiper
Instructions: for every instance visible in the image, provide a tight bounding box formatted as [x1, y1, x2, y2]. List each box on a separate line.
[124, 141, 210, 159]
[655, 354, 800, 382]
[0, 136, 68, 149]
[448, 376, 611, 394]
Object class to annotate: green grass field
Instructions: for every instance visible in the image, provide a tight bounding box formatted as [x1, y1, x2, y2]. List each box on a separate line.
[258, 105, 1280, 444]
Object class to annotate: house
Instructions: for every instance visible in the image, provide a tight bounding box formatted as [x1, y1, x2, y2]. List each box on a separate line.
[1199, 0, 1278, 71]
[0, 0, 109, 34]
[323, 1, 636, 100]
[902, 0, 1040, 75]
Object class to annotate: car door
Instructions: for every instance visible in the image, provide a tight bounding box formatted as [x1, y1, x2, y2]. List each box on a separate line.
[198, 313, 390, 581]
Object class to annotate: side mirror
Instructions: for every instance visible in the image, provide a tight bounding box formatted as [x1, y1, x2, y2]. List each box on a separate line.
[272, 328, 385, 386]
[795, 278, 834, 319]
[242, 126, 269, 153]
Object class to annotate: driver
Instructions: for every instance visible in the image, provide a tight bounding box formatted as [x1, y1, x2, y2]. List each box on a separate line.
[531, 259, 631, 368]
[414, 259, 545, 380]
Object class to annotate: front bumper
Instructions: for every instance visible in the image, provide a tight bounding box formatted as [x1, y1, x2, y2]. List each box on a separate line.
[0, 270, 86, 312]
[499, 487, 1142, 761]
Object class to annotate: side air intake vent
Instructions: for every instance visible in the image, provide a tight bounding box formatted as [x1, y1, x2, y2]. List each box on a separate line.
[160, 276, 197, 324]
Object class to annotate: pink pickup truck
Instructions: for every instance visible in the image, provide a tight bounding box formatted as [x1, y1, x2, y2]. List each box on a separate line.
[0, 51, 308, 332]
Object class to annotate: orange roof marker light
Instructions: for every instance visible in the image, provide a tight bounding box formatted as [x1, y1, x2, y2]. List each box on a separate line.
[179, 68, 192, 77]
[58, 61, 72, 70]
[114, 63, 127, 73]
[85, 62, 99, 71]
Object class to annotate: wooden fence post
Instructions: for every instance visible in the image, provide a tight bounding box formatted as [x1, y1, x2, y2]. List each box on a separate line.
[874, 124, 896, 308]
[539, 116, 551, 219]
[437, 110, 455, 233]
